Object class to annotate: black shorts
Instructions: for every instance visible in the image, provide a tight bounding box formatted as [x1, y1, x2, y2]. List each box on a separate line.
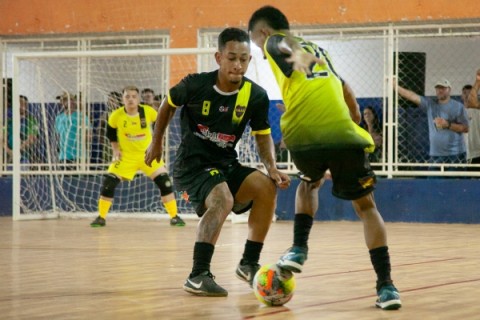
[290, 148, 376, 200]
[174, 161, 257, 217]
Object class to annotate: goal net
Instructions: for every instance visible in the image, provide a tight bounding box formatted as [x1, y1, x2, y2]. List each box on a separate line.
[11, 48, 265, 220]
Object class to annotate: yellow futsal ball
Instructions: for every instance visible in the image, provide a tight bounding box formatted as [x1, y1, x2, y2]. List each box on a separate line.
[253, 263, 296, 306]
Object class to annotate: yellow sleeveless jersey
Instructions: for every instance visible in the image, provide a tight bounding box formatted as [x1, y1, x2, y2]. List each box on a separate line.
[108, 104, 157, 156]
[264, 33, 374, 152]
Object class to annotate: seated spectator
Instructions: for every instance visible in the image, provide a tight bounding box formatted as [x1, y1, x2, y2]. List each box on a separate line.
[362, 106, 383, 163]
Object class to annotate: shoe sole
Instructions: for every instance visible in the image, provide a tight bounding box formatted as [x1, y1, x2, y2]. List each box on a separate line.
[376, 299, 402, 310]
[183, 285, 228, 297]
[90, 225, 105, 228]
[170, 224, 186, 227]
[277, 260, 303, 273]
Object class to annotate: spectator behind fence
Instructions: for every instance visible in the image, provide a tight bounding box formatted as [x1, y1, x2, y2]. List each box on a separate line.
[5, 95, 39, 166]
[465, 69, 480, 168]
[152, 94, 163, 111]
[141, 88, 155, 107]
[55, 92, 91, 170]
[394, 78, 469, 173]
[362, 106, 383, 163]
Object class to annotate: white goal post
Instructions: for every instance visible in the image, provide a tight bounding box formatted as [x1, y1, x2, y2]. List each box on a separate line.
[11, 47, 271, 221]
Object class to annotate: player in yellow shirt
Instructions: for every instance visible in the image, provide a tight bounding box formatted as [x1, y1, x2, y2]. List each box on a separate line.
[90, 85, 185, 227]
[248, 5, 401, 310]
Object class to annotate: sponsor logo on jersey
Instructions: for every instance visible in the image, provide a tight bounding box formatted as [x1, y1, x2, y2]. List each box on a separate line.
[195, 124, 236, 148]
[359, 176, 375, 189]
[124, 133, 146, 141]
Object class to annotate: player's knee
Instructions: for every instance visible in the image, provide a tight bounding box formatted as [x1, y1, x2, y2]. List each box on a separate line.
[353, 192, 376, 213]
[101, 174, 121, 198]
[153, 173, 173, 196]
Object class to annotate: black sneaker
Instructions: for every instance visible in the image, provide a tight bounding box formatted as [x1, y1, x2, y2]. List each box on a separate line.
[170, 215, 186, 226]
[235, 261, 260, 288]
[183, 271, 228, 297]
[90, 216, 106, 227]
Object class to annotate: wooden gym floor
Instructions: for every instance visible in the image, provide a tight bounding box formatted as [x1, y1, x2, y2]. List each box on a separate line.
[0, 217, 479, 320]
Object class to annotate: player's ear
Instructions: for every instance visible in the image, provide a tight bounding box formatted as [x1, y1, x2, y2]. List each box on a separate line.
[214, 51, 222, 65]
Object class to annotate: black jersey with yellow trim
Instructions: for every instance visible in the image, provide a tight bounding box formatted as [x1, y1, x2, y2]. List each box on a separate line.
[169, 70, 271, 172]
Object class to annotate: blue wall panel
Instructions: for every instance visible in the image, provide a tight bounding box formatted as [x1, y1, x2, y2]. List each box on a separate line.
[1, 177, 478, 223]
[275, 178, 479, 224]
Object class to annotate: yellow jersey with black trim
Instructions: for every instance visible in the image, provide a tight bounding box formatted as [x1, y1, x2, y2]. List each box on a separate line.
[168, 70, 271, 171]
[108, 104, 157, 156]
[264, 33, 374, 152]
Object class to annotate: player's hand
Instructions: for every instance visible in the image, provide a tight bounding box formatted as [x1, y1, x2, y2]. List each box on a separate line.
[285, 50, 325, 75]
[112, 149, 122, 161]
[269, 169, 291, 189]
[275, 103, 286, 113]
[145, 143, 163, 167]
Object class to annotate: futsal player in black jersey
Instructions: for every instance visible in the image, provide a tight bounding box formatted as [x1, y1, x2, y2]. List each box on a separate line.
[145, 27, 290, 297]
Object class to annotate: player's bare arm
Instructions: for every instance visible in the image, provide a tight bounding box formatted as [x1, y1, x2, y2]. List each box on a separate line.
[145, 100, 176, 166]
[111, 141, 121, 160]
[342, 81, 362, 124]
[254, 133, 290, 189]
[466, 69, 480, 109]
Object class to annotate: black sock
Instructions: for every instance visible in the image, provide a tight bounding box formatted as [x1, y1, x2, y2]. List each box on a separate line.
[369, 246, 393, 291]
[241, 240, 263, 265]
[190, 242, 215, 278]
[293, 213, 313, 248]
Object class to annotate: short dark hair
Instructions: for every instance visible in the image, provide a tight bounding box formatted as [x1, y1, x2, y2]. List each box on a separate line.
[218, 28, 250, 51]
[463, 84, 473, 91]
[19, 95, 28, 102]
[141, 88, 154, 95]
[248, 6, 290, 32]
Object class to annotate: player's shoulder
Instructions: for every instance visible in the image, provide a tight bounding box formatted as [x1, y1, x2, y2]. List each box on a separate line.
[139, 104, 156, 112]
[108, 107, 126, 122]
[183, 71, 216, 86]
[140, 104, 158, 118]
[243, 76, 268, 98]
[243, 76, 266, 92]
[110, 106, 125, 116]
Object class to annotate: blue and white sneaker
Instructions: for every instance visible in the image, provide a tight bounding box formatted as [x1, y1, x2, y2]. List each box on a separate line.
[375, 284, 402, 310]
[277, 246, 308, 273]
